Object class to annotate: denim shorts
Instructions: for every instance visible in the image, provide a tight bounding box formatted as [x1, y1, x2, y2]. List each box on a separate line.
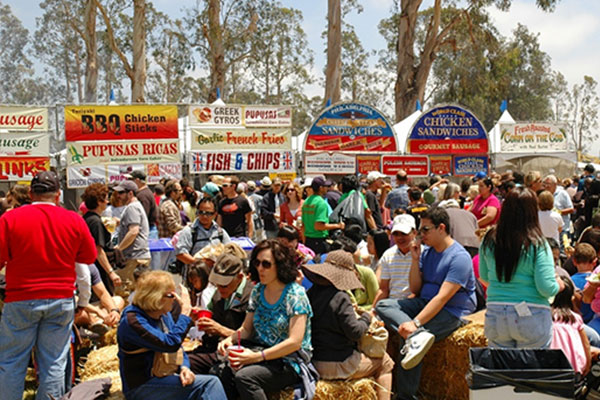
[484, 302, 553, 348]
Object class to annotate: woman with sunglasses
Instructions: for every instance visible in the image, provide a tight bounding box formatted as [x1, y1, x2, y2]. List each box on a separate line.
[117, 270, 227, 400]
[217, 239, 313, 399]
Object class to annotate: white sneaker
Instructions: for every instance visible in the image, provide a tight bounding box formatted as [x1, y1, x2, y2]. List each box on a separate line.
[400, 331, 435, 370]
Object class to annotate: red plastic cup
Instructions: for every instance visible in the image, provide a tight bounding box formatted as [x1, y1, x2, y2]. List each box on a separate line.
[197, 310, 213, 319]
[228, 345, 245, 368]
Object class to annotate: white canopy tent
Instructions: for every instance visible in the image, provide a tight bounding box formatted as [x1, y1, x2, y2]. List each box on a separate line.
[392, 110, 422, 154]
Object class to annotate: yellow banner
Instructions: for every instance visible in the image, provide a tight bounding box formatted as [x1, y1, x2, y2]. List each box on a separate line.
[191, 128, 292, 150]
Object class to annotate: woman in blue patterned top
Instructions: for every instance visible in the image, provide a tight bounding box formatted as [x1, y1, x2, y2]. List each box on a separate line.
[217, 239, 313, 399]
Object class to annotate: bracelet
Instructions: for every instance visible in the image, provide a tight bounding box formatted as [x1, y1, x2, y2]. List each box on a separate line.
[261, 350, 266, 361]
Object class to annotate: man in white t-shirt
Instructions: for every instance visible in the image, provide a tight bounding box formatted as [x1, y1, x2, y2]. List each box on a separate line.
[372, 214, 417, 308]
[543, 175, 573, 237]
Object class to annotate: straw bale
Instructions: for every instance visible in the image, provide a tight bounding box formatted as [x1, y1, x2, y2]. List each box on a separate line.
[79, 344, 120, 381]
[419, 311, 487, 400]
[269, 378, 377, 400]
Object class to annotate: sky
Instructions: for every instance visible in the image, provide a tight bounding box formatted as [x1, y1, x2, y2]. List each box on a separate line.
[5, 0, 600, 151]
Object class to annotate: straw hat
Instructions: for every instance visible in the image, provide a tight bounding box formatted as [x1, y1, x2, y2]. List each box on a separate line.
[302, 250, 364, 291]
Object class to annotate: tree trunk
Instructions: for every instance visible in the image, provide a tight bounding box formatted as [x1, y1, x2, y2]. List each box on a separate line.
[131, 0, 146, 103]
[84, 0, 98, 103]
[206, 0, 225, 102]
[324, 0, 341, 105]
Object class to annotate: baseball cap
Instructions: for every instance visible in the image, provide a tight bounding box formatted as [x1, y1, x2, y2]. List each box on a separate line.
[391, 214, 416, 234]
[272, 177, 282, 185]
[201, 182, 220, 197]
[31, 171, 60, 193]
[311, 176, 326, 191]
[324, 179, 333, 187]
[472, 171, 487, 182]
[209, 254, 244, 286]
[367, 171, 386, 183]
[113, 180, 138, 193]
[260, 176, 272, 188]
[301, 177, 313, 188]
[247, 180, 256, 190]
[128, 170, 146, 181]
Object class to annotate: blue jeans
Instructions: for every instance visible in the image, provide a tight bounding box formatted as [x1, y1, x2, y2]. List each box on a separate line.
[127, 374, 227, 400]
[0, 297, 75, 400]
[584, 323, 600, 347]
[484, 303, 553, 348]
[375, 297, 464, 400]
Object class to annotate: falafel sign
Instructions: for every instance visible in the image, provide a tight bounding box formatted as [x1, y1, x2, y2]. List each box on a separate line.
[305, 102, 397, 152]
[191, 128, 291, 150]
[64, 105, 178, 141]
[499, 122, 568, 152]
[407, 105, 488, 154]
[66, 140, 180, 166]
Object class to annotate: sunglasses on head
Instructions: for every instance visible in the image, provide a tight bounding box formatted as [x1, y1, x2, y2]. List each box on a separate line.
[253, 259, 273, 269]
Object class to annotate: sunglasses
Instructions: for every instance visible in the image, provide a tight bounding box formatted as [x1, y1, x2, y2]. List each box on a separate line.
[221, 183, 231, 187]
[197, 210, 215, 216]
[253, 259, 273, 269]
[287, 188, 295, 192]
[164, 293, 175, 299]
[419, 225, 436, 234]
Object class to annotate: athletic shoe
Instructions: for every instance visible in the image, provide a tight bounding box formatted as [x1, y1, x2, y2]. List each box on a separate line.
[400, 330, 435, 370]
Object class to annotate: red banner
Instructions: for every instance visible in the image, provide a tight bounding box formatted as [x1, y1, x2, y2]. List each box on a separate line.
[65, 105, 178, 141]
[356, 155, 381, 175]
[407, 139, 488, 154]
[0, 156, 50, 181]
[382, 156, 428, 177]
[430, 156, 452, 175]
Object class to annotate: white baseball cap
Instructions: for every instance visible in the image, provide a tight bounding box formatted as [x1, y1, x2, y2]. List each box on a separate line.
[392, 214, 416, 234]
[367, 171, 386, 183]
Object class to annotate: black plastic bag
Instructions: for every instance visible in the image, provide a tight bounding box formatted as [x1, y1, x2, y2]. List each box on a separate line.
[468, 348, 583, 399]
[330, 190, 366, 234]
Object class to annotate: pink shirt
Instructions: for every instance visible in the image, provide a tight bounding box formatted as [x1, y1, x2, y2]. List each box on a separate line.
[551, 312, 586, 374]
[470, 194, 501, 227]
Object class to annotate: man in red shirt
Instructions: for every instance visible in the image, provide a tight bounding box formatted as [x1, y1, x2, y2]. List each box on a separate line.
[0, 171, 97, 400]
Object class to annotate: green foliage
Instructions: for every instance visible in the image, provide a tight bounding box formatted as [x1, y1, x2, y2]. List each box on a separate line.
[568, 76, 600, 153]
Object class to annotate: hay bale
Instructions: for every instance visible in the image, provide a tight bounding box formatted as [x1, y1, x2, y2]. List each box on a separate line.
[419, 310, 487, 400]
[269, 378, 377, 400]
[79, 345, 125, 399]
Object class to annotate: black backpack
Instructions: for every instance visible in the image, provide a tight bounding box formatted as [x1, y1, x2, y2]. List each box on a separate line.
[169, 225, 224, 275]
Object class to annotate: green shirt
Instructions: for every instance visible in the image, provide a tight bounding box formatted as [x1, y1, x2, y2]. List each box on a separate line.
[302, 195, 329, 239]
[348, 265, 379, 311]
[338, 190, 368, 209]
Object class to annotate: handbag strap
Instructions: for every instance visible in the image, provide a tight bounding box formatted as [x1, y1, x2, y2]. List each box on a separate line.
[121, 347, 151, 355]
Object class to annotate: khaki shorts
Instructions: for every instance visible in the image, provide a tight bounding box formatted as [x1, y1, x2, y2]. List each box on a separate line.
[313, 350, 395, 380]
[115, 258, 150, 297]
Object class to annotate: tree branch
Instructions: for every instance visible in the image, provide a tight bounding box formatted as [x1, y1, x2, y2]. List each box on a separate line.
[60, 0, 86, 42]
[94, 0, 134, 79]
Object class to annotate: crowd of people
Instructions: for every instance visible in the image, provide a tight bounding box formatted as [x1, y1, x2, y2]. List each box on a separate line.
[1, 164, 600, 400]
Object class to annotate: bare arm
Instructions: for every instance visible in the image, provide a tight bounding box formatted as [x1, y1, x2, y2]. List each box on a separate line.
[372, 278, 390, 309]
[116, 224, 139, 251]
[408, 242, 423, 295]
[314, 221, 344, 231]
[246, 211, 254, 238]
[477, 206, 498, 228]
[97, 246, 121, 286]
[365, 207, 376, 229]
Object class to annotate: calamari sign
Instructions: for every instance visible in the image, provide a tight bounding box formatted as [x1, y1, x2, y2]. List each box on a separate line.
[407, 105, 488, 154]
[305, 102, 397, 152]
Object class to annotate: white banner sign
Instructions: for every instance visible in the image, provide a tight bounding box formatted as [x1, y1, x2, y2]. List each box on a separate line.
[0, 106, 48, 131]
[499, 122, 568, 153]
[66, 140, 180, 166]
[67, 165, 108, 188]
[191, 128, 292, 150]
[189, 151, 295, 174]
[106, 164, 145, 185]
[189, 105, 243, 127]
[147, 163, 182, 184]
[304, 152, 356, 174]
[244, 105, 292, 127]
[0, 132, 49, 156]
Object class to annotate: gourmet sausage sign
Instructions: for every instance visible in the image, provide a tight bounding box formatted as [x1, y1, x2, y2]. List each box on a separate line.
[64, 105, 178, 141]
[407, 105, 488, 154]
[66, 140, 180, 166]
[305, 102, 397, 152]
[0, 106, 48, 131]
[189, 151, 295, 173]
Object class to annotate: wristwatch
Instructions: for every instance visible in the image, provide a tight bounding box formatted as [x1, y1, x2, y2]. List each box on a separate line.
[413, 318, 422, 329]
[110, 308, 120, 313]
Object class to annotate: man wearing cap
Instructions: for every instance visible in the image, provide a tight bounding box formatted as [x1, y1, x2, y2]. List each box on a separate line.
[385, 169, 410, 214]
[302, 177, 344, 254]
[113, 180, 151, 289]
[175, 197, 231, 266]
[0, 171, 97, 400]
[129, 170, 158, 238]
[375, 207, 476, 400]
[217, 175, 253, 238]
[324, 179, 341, 210]
[187, 254, 254, 374]
[372, 214, 417, 308]
[257, 176, 271, 196]
[261, 177, 285, 239]
[366, 171, 389, 229]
